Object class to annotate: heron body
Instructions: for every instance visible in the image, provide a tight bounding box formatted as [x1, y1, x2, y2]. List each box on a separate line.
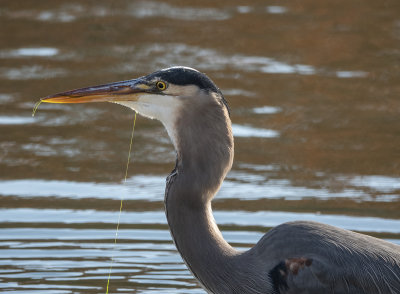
[42, 67, 400, 294]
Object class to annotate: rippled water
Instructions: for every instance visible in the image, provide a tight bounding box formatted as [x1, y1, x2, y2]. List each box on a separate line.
[1, 0, 400, 293]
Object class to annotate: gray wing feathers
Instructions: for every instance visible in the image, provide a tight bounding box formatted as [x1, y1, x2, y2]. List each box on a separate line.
[284, 255, 400, 294]
[257, 221, 400, 294]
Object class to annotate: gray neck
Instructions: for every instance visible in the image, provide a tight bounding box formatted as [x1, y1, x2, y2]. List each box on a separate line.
[164, 98, 268, 293]
[165, 98, 236, 292]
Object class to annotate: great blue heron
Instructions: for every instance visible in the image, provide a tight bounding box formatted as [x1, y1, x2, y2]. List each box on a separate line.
[42, 66, 400, 294]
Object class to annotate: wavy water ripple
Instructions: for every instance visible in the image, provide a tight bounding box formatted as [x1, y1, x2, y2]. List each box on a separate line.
[1, 0, 399, 293]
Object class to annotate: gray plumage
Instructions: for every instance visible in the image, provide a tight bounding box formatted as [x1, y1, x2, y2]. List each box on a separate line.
[42, 66, 400, 294]
[161, 69, 400, 293]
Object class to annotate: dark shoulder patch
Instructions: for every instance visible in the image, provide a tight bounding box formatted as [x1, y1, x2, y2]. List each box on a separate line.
[269, 261, 289, 294]
[285, 257, 312, 275]
[269, 257, 313, 294]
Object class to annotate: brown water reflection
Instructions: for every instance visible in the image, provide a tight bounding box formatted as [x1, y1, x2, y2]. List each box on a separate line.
[1, 0, 400, 293]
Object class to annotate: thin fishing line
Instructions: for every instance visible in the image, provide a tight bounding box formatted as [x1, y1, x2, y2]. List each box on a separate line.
[106, 112, 137, 294]
[32, 100, 43, 117]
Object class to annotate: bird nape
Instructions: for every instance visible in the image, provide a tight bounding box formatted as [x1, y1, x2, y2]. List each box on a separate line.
[41, 66, 400, 294]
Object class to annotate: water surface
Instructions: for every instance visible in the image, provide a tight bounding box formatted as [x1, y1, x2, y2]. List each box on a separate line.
[1, 0, 400, 293]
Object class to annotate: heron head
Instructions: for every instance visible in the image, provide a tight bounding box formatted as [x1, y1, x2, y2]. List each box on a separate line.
[42, 66, 229, 147]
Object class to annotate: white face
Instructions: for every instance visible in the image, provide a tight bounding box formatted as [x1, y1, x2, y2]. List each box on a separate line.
[114, 81, 201, 150]
[115, 94, 181, 149]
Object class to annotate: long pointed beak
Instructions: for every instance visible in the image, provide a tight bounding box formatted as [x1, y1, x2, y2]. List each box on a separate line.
[41, 78, 150, 103]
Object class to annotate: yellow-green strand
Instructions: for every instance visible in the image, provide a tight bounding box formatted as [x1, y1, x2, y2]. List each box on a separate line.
[32, 100, 43, 117]
[106, 112, 137, 294]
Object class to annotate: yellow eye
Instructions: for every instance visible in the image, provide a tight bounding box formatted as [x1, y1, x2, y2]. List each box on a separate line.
[156, 81, 167, 91]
